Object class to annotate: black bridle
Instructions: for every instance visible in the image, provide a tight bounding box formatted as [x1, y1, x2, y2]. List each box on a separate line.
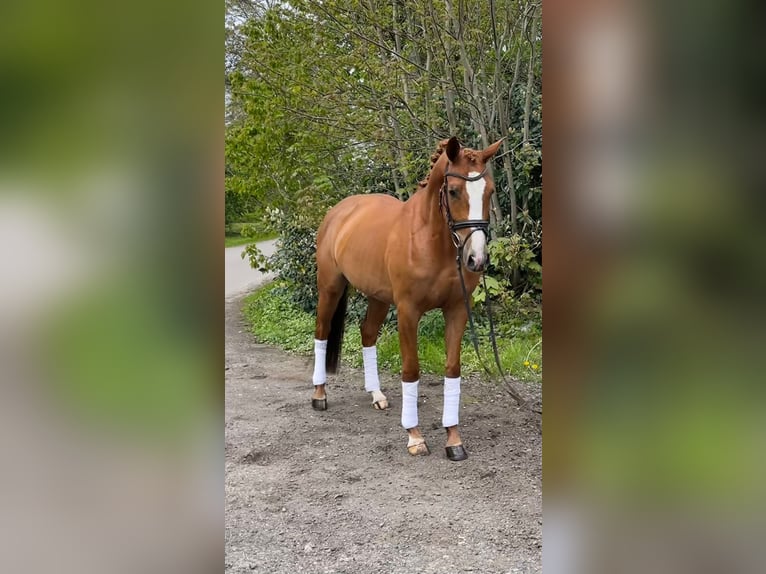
[440, 165, 490, 254]
[439, 164, 530, 411]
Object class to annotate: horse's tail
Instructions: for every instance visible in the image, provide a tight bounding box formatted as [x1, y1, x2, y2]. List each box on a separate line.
[325, 284, 348, 374]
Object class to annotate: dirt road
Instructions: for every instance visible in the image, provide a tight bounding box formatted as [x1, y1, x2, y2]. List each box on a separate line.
[225, 294, 542, 573]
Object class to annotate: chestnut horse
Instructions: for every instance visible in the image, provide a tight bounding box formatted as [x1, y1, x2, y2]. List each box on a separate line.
[309, 136, 503, 461]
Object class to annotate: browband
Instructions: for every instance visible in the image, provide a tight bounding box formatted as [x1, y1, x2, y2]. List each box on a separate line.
[443, 167, 488, 182]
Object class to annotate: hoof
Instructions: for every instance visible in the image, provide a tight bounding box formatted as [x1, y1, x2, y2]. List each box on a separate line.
[311, 398, 327, 411]
[371, 390, 389, 410]
[445, 445, 468, 461]
[407, 439, 430, 456]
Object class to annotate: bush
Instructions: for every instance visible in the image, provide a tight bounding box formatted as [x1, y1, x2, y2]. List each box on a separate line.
[244, 207, 318, 312]
[472, 233, 542, 309]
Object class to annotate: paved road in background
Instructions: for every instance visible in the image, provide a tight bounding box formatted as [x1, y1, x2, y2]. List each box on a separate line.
[225, 239, 278, 300]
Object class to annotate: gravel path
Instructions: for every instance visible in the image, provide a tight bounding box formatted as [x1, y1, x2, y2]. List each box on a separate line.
[225, 293, 542, 573]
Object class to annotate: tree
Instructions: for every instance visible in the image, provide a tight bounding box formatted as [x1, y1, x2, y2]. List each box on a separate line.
[226, 0, 542, 293]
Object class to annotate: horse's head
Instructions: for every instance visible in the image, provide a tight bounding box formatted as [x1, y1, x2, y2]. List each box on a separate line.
[441, 136, 503, 273]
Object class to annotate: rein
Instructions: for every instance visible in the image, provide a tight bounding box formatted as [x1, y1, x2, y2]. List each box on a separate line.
[440, 166, 529, 410]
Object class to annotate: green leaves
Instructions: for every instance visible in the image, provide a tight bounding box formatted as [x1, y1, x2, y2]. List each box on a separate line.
[226, 0, 543, 298]
[472, 275, 502, 304]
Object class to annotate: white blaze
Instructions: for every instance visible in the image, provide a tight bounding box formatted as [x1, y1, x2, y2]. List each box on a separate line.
[465, 171, 487, 261]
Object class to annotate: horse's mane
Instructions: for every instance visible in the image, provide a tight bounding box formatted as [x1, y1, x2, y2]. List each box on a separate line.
[416, 140, 482, 190]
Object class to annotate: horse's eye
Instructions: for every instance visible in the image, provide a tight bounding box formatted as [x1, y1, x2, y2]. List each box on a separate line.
[448, 188, 459, 199]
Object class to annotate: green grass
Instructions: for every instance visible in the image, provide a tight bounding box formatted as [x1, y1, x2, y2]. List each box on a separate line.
[243, 282, 542, 383]
[224, 232, 277, 248]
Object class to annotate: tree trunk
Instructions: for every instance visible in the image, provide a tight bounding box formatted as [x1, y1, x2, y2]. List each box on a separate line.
[366, 0, 409, 196]
[523, 8, 540, 145]
[440, 1, 457, 135]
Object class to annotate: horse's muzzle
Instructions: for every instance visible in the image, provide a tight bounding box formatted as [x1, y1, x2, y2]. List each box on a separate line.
[466, 253, 487, 273]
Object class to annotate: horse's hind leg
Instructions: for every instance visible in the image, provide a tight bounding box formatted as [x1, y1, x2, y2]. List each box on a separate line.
[311, 272, 347, 410]
[360, 297, 390, 410]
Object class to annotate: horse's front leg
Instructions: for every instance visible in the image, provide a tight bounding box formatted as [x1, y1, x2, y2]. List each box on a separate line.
[397, 304, 428, 456]
[442, 303, 469, 461]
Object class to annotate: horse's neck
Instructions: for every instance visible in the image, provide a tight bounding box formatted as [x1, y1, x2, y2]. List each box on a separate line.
[410, 159, 452, 248]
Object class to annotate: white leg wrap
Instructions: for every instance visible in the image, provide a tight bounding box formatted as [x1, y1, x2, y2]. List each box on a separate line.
[312, 339, 327, 386]
[442, 376, 461, 428]
[362, 345, 380, 392]
[401, 380, 419, 429]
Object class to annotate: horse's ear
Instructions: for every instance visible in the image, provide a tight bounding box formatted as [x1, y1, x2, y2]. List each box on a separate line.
[481, 138, 504, 162]
[445, 136, 461, 162]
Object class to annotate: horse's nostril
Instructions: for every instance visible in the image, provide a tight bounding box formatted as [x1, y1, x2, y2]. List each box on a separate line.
[467, 255, 476, 268]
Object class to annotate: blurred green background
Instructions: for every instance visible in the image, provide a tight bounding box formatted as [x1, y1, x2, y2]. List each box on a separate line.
[0, 0, 220, 440]
[544, 0, 766, 572]
[0, 2, 220, 572]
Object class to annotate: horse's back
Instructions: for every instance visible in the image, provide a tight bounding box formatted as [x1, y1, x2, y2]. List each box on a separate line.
[317, 194, 402, 301]
[321, 193, 401, 223]
[318, 193, 402, 245]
